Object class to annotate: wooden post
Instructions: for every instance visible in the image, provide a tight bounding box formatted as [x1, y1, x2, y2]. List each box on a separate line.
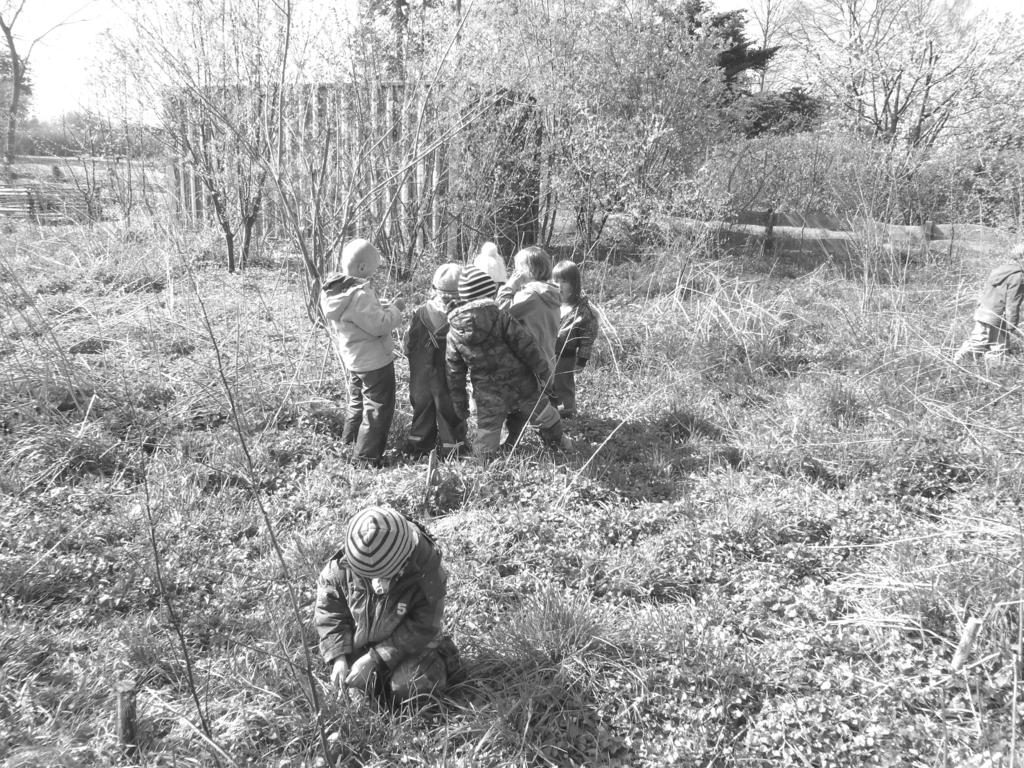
[951, 617, 983, 671]
[116, 680, 139, 762]
[764, 208, 775, 253]
[423, 448, 437, 511]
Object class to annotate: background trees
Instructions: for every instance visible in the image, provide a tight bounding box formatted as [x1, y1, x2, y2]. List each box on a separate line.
[88, 0, 1024, 271]
[781, 0, 1010, 149]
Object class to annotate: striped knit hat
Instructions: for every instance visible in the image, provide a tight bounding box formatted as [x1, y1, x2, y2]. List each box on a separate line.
[459, 265, 497, 302]
[345, 506, 419, 579]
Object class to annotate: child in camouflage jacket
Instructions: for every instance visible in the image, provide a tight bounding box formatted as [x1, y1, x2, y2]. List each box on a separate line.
[445, 266, 566, 458]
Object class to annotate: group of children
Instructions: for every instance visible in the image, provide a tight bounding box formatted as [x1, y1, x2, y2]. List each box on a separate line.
[315, 241, 1024, 709]
[321, 237, 598, 466]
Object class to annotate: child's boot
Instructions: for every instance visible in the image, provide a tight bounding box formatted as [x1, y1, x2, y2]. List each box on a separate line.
[539, 421, 572, 452]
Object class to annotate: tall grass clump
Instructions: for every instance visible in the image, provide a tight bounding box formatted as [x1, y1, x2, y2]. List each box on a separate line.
[3, 213, 1024, 767]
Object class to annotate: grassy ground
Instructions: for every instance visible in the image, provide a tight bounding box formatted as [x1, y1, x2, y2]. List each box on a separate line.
[1, 218, 1022, 767]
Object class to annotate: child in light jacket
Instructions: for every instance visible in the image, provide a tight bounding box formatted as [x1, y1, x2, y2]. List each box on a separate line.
[496, 246, 561, 446]
[551, 260, 598, 418]
[321, 239, 405, 468]
[403, 263, 466, 459]
[956, 258, 1024, 361]
[446, 266, 567, 458]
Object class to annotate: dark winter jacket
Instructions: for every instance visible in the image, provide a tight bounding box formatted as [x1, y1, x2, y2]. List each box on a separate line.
[496, 280, 561, 367]
[403, 297, 451, 385]
[314, 532, 447, 669]
[974, 261, 1024, 333]
[556, 295, 599, 363]
[445, 299, 552, 419]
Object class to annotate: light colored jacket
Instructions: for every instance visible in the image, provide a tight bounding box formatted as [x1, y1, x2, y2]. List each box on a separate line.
[496, 280, 561, 368]
[973, 262, 1024, 332]
[321, 277, 403, 373]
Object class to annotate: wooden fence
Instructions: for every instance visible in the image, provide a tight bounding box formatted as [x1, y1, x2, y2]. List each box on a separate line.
[723, 209, 1017, 263]
[0, 183, 98, 224]
[166, 82, 543, 263]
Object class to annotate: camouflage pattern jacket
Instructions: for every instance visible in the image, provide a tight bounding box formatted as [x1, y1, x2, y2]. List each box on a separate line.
[314, 531, 447, 670]
[974, 261, 1024, 332]
[445, 299, 552, 419]
[556, 295, 599, 362]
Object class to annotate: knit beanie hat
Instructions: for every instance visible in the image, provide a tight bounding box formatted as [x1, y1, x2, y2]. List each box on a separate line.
[345, 506, 419, 579]
[459, 265, 497, 302]
[474, 242, 508, 285]
[339, 238, 381, 278]
[432, 263, 462, 294]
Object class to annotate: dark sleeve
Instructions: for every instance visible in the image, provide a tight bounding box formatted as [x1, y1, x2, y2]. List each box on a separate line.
[374, 563, 448, 669]
[402, 310, 418, 357]
[445, 332, 470, 416]
[1006, 273, 1024, 332]
[314, 560, 355, 664]
[574, 303, 599, 361]
[502, 311, 552, 384]
[556, 313, 573, 357]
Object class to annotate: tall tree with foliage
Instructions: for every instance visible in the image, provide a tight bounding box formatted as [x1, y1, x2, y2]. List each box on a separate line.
[782, 0, 1010, 147]
[656, 0, 779, 89]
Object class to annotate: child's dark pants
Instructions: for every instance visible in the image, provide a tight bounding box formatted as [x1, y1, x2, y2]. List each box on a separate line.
[342, 362, 396, 465]
[407, 371, 466, 457]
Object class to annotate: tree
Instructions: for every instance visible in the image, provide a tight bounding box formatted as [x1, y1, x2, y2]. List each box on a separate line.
[782, 0, 1009, 148]
[747, 0, 797, 91]
[121, 0, 287, 272]
[0, 1, 77, 165]
[732, 87, 822, 137]
[660, 0, 779, 89]
[454, 0, 733, 252]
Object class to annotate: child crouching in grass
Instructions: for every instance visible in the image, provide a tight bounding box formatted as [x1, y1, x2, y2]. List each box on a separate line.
[315, 505, 460, 706]
[955, 254, 1024, 362]
[446, 266, 568, 459]
[551, 260, 598, 419]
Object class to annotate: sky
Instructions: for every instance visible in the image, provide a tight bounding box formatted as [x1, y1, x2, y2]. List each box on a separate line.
[14, 0, 1024, 121]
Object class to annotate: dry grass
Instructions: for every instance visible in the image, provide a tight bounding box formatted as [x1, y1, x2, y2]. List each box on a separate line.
[1, 220, 1023, 766]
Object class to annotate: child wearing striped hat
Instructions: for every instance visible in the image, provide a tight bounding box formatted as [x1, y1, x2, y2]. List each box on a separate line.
[402, 263, 466, 459]
[315, 506, 459, 703]
[446, 265, 568, 458]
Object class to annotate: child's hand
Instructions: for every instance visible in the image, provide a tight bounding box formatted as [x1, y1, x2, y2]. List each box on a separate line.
[345, 651, 380, 692]
[330, 657, 350, 688]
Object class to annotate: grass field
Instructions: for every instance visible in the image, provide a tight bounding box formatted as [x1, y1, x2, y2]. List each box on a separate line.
[1, 217, 1022, 767]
